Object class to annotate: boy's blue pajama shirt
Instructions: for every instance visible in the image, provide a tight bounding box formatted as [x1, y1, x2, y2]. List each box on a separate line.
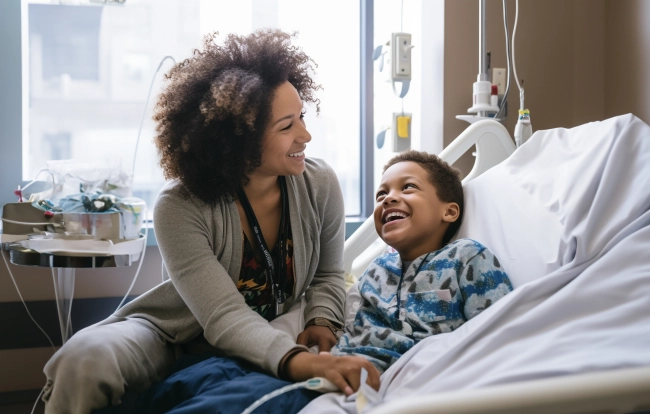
[331, 238, 513, 373]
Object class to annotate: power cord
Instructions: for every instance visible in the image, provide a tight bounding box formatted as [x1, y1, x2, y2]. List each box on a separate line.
[119, 54, 176, 308]
[1, 250, 55, 414]
[241, 377, 338, 414]
[1, 250, 56, 350]
[494, 0, 512, 120]
[512, 0, 523, 110]
[51, 268, 74, 343]
[31, 387, 45, 414]
[132, 55, 176, 175]
[511, 0, 533, 146]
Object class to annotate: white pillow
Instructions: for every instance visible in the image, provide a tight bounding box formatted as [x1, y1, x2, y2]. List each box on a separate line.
[456, 114, 645, 288]
[456, 165, 564, 288]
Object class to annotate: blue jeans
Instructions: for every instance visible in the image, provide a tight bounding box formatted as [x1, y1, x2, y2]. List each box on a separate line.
[130, 354, 319, 414]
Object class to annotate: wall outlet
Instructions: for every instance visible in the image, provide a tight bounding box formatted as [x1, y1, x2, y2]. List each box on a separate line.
[492, 68, 506, 94]
[391, 32, 413, 81]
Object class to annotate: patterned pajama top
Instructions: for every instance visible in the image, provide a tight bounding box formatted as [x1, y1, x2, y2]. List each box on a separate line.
[331, 238, 513, 373]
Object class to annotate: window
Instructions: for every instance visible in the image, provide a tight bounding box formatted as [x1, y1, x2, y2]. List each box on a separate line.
[23, 0, 362, 217]
[30, 5, 102, 81]
[25, 0, 201, 218]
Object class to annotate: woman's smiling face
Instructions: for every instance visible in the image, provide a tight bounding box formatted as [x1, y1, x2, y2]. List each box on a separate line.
[255, 81, 312, 178]
[374, 161, 459, 261]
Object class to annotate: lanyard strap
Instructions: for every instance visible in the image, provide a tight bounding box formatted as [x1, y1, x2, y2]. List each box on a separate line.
[396, 252, 431, 314]
[237, 177, 289, 312]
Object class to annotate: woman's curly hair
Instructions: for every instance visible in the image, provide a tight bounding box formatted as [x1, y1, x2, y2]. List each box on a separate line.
[153, 29, 321, 205]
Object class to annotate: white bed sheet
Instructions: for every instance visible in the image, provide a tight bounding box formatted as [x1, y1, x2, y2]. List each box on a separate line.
[301, 114, 650, 413]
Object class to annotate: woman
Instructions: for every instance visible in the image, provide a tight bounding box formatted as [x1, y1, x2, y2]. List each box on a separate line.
[42, 30, 379, 414]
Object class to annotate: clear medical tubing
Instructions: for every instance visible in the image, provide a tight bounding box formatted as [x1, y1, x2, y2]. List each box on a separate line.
[512, 0, 523, 110]
[494, 0, 512, 120]
[241, 381, 308, 414]
[131, 55, 176, 175]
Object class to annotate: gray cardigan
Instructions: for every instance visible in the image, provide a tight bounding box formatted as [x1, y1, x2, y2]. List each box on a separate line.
[105, 158, 346, 376]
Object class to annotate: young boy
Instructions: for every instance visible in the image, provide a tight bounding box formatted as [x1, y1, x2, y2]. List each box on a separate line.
[330, 150, 513, 373]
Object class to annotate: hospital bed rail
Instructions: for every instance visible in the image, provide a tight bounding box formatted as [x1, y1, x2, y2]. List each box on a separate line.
[368, 365, 650, 414]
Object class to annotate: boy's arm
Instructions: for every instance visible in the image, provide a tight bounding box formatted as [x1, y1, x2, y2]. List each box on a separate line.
[458, 248, 513, 320]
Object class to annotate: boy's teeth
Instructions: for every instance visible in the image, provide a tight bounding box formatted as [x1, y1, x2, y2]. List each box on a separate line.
[385, 212, 407, 222]
[289, 151, 304, 157]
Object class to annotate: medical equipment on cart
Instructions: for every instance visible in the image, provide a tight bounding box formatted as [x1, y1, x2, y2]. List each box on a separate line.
[1, 50, 175, 351]
[1, 164, 149, 414]
[1, 196, 147, 342]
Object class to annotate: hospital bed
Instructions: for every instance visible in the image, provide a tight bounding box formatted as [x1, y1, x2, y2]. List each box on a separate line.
[97, 115, 649, 414]
[304, 115, 650, 414]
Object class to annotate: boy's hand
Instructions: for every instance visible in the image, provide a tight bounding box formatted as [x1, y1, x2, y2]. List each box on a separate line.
[286, 352, 381, 396]
[296, 325, 337, 352]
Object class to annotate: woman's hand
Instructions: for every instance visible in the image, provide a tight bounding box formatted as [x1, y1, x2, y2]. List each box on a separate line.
[285, 351, 381, 396]
[296, 325, 337, 352]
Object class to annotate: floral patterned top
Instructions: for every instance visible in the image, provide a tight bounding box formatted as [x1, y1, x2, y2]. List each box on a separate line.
[237, 222, 295, 321]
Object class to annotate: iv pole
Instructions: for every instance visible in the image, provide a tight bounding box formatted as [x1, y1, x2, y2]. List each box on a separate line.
[478, 0, 488, 118]
[457, 0, 499, 124]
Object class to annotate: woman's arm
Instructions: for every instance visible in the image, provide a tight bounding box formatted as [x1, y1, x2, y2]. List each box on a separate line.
[294, 160, 347, 351]
[302, 160, 347, 326]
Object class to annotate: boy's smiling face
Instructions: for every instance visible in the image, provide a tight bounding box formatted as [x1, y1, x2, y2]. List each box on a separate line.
[374, 161, 459, 261]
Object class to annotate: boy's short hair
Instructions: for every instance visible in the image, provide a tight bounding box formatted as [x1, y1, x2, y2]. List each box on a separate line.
[383, 150, 464, 245]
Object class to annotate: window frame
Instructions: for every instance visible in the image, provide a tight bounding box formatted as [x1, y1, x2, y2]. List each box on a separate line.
[359, 0, 375, 221]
